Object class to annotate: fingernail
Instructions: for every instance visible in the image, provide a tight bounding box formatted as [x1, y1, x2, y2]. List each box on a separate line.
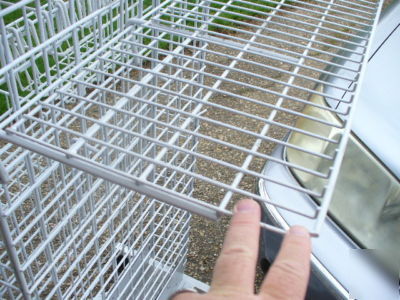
[289, 226, 309, 237]
[234, 200, 257, 213]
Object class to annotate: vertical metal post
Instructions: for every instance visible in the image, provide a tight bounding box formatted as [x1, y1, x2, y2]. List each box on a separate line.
[34, 0, 52, 86]
[0, 212, 31, 299]
[0, 17, 21, 112]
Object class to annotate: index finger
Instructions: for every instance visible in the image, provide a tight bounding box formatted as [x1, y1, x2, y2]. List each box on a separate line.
[210, 199, 261, 295]
[260, 226, 311, 300]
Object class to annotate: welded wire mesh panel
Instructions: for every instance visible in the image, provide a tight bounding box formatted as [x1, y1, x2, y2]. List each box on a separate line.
[0, 1, 193, 299]
[0, 89, 193, 299]
[1, 0, 385, 237]
[0, 0, 147, 122]
[0, 95, 194, 298]
[0, 147, 191, 298]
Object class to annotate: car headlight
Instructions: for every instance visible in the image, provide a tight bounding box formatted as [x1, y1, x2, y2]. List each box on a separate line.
[286, 85, 400, 274]
[286, 85, 342, 195]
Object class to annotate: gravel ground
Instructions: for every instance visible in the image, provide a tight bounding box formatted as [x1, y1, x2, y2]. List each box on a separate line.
[184, 2, 322, 287]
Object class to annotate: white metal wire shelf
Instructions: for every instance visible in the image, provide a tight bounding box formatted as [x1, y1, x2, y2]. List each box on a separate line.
[1, 0, 384, 237]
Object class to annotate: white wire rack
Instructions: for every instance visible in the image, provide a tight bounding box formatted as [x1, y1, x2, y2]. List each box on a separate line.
[1, 0, 385, 231]
[0, 0, 384, 297]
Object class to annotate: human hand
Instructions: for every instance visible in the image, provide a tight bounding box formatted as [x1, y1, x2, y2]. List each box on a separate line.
[173, 199, 311, 300]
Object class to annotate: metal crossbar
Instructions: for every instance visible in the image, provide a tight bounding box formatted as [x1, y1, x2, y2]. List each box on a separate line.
[0, 0, 384, 298]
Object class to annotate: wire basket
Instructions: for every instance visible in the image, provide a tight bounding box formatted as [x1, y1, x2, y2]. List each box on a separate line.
[0, 0, 384, 298]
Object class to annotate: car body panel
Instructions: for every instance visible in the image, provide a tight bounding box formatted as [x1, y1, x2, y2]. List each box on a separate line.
[324, 1, 400, 178]
[368, 1, 400, 57]
[339, 25, 400, 179]
[323, 1, 400, 112]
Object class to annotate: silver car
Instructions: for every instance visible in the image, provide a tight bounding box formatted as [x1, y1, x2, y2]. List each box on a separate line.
[258, 2, 399, 300]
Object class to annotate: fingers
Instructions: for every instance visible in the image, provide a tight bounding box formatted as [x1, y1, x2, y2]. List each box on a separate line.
[170, 291, 203, 300]
[210, 199, 261, 295]
[260, 226, 311, 300]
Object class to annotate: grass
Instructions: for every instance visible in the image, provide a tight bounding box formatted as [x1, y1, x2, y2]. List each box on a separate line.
[157, 0, 277, 33]
[0, 0, 50, 115]
[0, 92, 10, 115]
[209, 0, 276, 32]
[1, 0, 48, 25]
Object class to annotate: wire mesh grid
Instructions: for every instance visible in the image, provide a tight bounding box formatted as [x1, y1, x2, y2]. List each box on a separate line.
[0, 145, 191, 299]
[0, 0, 384, 297]
[0, 1, 194, 299]
[0, 0, 150, 122]
[1, 0, 385, 231]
